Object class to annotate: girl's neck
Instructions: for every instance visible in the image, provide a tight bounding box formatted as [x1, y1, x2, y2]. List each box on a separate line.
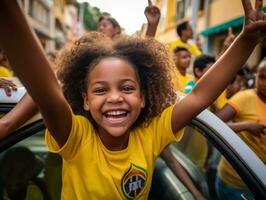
[97, 128, 130, 151]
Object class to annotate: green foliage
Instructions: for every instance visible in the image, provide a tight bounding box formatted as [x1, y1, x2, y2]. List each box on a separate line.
[76, 2, 110, 31]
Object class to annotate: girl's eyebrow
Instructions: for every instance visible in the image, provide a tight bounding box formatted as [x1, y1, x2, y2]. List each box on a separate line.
[90, 78, 138, 86]
[119, 78, 138, 83]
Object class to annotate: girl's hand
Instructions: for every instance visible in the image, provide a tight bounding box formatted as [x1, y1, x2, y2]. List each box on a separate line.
[0, 78, 17, 96]
[246, 122, 266, 137]
[241, 0, 266, 44]
[144, 0, 161, 26]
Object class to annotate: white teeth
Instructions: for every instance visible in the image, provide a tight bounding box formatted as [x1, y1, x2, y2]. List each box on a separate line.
[105, 110, 127, 116]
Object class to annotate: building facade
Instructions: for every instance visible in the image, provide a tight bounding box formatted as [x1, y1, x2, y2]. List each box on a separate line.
[19, 0, 55, 52]
[19, 0, 78, 52]
[156, 0, 266, 68]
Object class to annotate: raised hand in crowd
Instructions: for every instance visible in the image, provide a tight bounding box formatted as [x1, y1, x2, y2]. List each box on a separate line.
[224, 27, 236, 49]
[145, 0, 161, 37]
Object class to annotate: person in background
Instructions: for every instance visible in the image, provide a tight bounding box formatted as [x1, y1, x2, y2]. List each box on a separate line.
[172, 47, 195, 93]
[215, 58, 266, 200]
[0, 147, 48, 200]
[97, 16, 121, 39]
[168, 21, 201, 57]
[192, 54, 228, 112]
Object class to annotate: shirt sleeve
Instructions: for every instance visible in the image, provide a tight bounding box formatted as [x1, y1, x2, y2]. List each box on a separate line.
[227, 90, 249, 116]
[45, 110, 94, 161]
[188, 42, 201, 57]
[149, 104, 181, 156]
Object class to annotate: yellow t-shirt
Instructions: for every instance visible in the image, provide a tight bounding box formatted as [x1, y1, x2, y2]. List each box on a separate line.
[45, 105, 180, 200]
[173, 71, 195, 93]
[0, 66, 13, 77]
[215, 90, 228, 110]
[218, 89, 266, 189]
[169, 38, 201, 57]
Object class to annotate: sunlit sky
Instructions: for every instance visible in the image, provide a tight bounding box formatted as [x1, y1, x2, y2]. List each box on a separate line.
[86, 0, 154, 35]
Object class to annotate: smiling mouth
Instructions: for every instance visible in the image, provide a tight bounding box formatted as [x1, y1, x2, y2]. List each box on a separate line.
[104, 110, 128, 118]
[103, 110, 129, 125]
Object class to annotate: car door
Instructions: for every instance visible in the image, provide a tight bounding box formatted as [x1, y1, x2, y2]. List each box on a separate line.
[150, 110, 266, 200]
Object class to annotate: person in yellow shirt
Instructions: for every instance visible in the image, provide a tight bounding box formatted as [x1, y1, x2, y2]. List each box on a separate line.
[172, 47, 195, 93]
[1, 0, 265, 199]
[162, 46, 206, 200]
[215, 58, 266, 200]
[168, 21, 201, 57]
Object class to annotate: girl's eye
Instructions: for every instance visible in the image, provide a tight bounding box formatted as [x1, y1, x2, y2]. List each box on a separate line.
[121, 86, 135, 93]
[93, 88, 106, 94]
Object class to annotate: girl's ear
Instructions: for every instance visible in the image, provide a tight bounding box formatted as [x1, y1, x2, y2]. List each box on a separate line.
[82, 92, 90, 111]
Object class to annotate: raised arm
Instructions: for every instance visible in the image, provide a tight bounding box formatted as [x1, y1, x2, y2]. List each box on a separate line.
[0, 1, 72, 147]
[145, 0, 161, 37]
[172, 0, 266, 133]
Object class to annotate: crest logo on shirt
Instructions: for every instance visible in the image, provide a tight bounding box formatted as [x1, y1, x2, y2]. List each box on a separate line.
[121, 163, 147, 199]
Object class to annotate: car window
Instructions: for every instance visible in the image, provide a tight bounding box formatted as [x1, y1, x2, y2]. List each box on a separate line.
[0, 130, 62, 200]
[151, 122, 263, 200]
[150, 108, 266, 200]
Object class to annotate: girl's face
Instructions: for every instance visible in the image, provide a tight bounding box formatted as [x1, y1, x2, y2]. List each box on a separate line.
[83, 57, 145, 146]
[98, 19, 119, 38]
[256, 65, 266, 101]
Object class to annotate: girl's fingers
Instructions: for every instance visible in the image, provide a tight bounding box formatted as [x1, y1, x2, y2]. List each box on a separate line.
[255, 0, 263, 11]
[247, 20, 266, 31]
[241, 0, 253, 16]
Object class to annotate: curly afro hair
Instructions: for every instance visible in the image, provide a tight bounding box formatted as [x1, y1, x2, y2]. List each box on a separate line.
[56, 32, 176, 128]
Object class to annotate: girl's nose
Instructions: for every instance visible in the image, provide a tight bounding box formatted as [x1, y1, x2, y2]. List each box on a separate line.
[107, 92, 123, 103]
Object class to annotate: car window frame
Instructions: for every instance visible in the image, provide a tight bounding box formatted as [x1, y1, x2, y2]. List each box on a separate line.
[190, 109, 266, 200]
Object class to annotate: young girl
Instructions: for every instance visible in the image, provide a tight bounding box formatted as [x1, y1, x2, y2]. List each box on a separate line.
[0, 0, 265, 199]
[0, 0, 160, 140]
